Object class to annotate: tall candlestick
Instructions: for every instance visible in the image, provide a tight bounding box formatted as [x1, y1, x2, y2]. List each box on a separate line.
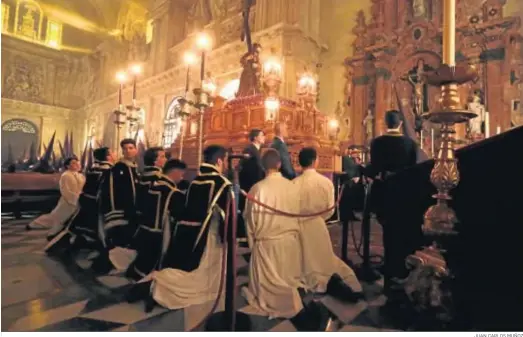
[442, 0, 456, 66]
[118, 83, 123, 107]
[420, 130, 424, 150]
[132, 76, 137, 101]
[484, 111, 490, 138]
[185, 65, 191, 96]
[200, 51, 206, 85]
[431, 129, 435, 156]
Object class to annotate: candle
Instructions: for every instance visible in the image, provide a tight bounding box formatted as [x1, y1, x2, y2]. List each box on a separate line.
[431, 129, 435, 156]
[484, 111, 490, 138]
[132, 75, 137, 101]
[443, 0, 456, 66]
[185, 65, 191, 95]
[420, 130, 424, 150]
[200, 51, 205, 85]
[118, 83, 123, 106]
[496, 126, 501, 135]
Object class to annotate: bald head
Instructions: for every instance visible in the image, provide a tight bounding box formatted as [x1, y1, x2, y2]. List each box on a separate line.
[274, 121, 288, 138]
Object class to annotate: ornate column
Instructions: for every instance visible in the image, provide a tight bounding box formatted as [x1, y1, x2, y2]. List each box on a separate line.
[373, 51, 392, 135]
[348, 57, 368, 144]
[149, 0, 171, 75]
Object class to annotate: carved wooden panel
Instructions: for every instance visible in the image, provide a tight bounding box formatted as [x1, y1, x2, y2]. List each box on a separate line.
[345, 0, 522, 144]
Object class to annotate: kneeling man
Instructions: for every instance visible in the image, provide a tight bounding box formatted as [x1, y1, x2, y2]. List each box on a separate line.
[143, 145, 232, 310]
[293, 147, 363, 301]
[242, 149, 304, 318]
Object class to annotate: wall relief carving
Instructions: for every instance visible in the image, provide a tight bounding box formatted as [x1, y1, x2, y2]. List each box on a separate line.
[2, 56, 44, 103]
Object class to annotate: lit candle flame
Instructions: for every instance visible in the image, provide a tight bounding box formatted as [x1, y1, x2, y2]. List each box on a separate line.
[115, 71, 127, 83]
[183, 51, 197, 65]
[196, 33, 211, 51]
[130, 64, 142, 75]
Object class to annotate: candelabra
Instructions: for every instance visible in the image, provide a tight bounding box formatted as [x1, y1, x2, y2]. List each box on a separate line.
[193, 33, 215, 167]
[404, 0, 477, 328]
[113, 64, 143, 155]
[177, 51, 197, 160]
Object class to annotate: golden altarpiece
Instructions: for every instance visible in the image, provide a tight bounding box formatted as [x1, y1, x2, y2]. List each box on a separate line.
[345, 0, 522, 147]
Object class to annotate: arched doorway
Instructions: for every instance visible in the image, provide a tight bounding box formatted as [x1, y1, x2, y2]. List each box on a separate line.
[1, 119, 39, 163]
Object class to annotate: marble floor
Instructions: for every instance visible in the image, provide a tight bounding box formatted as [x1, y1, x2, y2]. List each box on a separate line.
[1, 216, 397, 332]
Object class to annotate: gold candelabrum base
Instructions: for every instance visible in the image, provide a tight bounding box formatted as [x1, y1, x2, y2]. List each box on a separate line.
[401, 65, 477, 327]
[422, 65, 477, 234]
[193, 88, 212, 167]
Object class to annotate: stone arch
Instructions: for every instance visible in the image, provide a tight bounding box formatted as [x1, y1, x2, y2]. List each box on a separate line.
[1, 118, 39, 163]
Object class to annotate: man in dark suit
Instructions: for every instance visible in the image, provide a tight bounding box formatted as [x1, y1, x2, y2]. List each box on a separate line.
[270, 122, 296, 180]
[367, 109, 418, 295]
[238, 128, 266, 246]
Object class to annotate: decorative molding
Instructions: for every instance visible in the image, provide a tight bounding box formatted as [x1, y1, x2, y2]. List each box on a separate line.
[1, 98, 72, 119]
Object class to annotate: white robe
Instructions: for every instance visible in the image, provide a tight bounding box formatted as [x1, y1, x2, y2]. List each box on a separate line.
[241, 172, 304, 319]
[293, 169, 362, 293]
[28, 170, 85, 236]
[146, 212, 224, 310]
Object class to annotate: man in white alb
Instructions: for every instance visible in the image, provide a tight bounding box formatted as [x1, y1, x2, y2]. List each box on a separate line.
[293, 147, 363, 301]
[27, 157, 85, 238]
[242, 149, 304, 319]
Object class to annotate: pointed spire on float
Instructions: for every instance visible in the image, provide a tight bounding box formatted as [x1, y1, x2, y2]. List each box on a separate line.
[28, 141, 38, 166]
[63, 132, 70, 158]
[85, 142, 94, 172]
[69, 131, 75, 157]
[33, 131, 56, 172]
[80, 139, 89, 171]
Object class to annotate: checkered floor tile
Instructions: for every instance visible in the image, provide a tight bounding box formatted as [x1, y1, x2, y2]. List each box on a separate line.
[2, 216, 397, 331]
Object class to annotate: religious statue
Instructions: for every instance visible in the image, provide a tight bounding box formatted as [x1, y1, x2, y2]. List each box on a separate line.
[128, 24, 148, 63]
[467, 90, 486, 136]
[412, 0, 429, 19]
[362, 109, 374, 144]
[236, 0, 261, 97]
[402, 59, 431, 129]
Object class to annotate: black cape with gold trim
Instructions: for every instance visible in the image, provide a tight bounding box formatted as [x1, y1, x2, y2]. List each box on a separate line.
[128, 173, 185, 279]
[68, 161, 114, 241]
[161, 163, 232, 272]
[135, 166, 162, 224]
[99, 159, 139, 248]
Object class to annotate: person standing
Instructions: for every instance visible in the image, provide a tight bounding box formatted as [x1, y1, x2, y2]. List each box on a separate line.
[27, 157, 85, 237]
[238, 128, 266, 246]
[270, 122, 296, 180]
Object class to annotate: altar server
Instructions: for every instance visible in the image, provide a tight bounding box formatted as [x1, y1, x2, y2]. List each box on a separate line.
[27, 157, 85, 236]
[242, 149, 304, 318]
[293, 147, 363, 300]
[143, 145, 232, 310]
[126, 158, 187, 280]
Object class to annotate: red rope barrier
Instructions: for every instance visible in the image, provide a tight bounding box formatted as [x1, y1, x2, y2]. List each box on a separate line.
[240, 186, 344, 218]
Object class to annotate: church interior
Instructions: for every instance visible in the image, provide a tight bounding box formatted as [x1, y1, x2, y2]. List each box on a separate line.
[2, 0, 523, 332]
